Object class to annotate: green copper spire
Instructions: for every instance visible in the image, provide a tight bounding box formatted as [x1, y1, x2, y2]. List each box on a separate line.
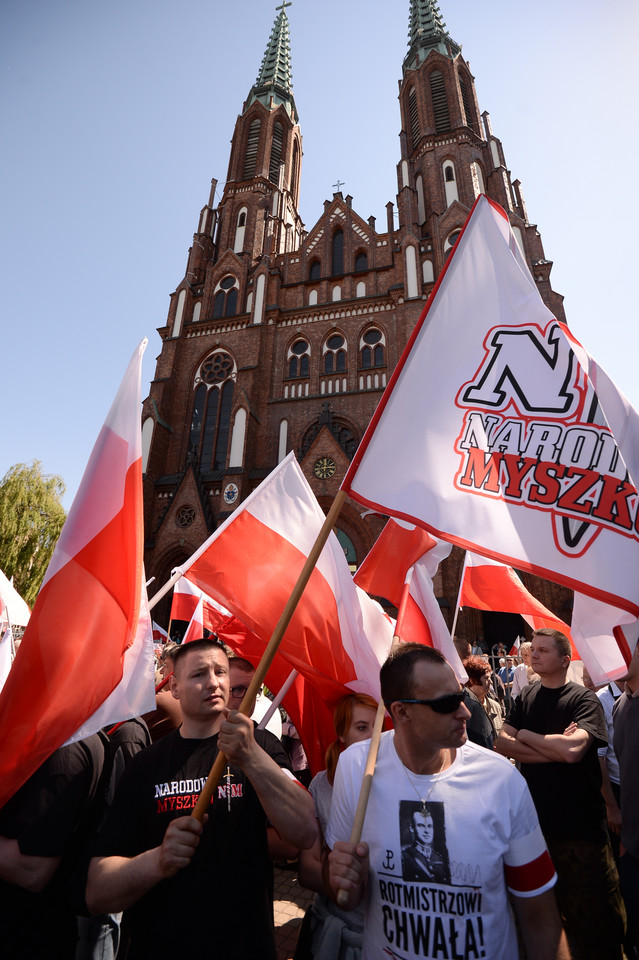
[246, 1, 298, 122]
[403, 0, 461, 71]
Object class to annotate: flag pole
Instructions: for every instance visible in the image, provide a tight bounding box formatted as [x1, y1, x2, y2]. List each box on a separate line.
[191, 489, 348, 821]
[334, 567, 413, 907]
[449, 550, 468, 641]
[147, 568, 183, 612]
[257, 668, 298, 730]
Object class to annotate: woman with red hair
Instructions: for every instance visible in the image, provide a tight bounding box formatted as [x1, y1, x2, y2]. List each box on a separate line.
[296, 693, 378, 959]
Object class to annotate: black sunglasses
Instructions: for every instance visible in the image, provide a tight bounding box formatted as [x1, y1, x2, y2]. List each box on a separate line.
[389, 691, 466, 714]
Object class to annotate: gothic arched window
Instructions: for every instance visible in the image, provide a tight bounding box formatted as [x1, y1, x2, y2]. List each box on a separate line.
[324, 333, 346, 374]
[291, 139, 300, 201]
[243, 119, 261, 179]
[459, 73, 476, 131]
[354, 251, 368, 272]
[444, 229, 461, 262]
[443, 162, 458, 208]
[360, 328, 386, 369]
[287, 339, 310, 379]
[429, 71, 451, 133]
[213, 276, 239, 319]
[189, 351, 236, 472]
[300, 409, 358, 460]
[309, 259, 321, 281]
[331, 230, 344, 276]
[269, 121, 284, 184]
[408, 86, 420, 149]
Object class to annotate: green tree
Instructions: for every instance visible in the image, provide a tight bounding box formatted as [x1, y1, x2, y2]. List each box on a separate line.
[0, 461, 66, 607]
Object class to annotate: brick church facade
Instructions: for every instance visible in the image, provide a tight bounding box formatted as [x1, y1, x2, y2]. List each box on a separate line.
[141, 0, 572, 641]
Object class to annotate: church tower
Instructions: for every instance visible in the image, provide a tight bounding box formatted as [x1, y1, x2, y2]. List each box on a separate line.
[142, 0, 571, 639]
[395, 0, 565, 321]
[215, 0, 303, 264]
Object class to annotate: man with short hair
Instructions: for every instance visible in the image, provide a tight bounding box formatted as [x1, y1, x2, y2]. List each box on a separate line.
[497, 628, 626, 960]
[328, 643, 569, 960]
[498, 655, 515, 690]
[87, 638, 316, 960]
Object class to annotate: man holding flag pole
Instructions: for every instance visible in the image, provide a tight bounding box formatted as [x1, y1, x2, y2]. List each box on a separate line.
[86, 637, 317, 959]
[326, 642, 570, 960]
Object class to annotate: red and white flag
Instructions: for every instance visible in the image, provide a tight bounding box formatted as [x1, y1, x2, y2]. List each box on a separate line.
[178, 452, 394, 705]
[460, 552, 574, 642]
[170, 576, 236, 635]
[152, 621, 168, 644]
[342, 195, 639, 672]
[508, 637, 521, 657]
[459, 553, 632, 684]
[354, 518, 466, 680]
[0, 341, 155, 807]
[181, 593, 205, 645]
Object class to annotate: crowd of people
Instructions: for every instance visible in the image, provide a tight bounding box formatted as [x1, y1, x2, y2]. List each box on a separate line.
[0, 627, 637, 960]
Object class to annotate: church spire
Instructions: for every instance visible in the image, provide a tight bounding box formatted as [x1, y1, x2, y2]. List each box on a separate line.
[403, 0, 461, 72]
[245, 1, 298, 123]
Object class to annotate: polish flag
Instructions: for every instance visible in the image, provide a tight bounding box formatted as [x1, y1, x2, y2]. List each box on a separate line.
[460, 554, 633, 685]
[0, 341, 156, 807]
[354, 518, 466, 681]
[152, 621, 168, 644]
[177, 453, 395, 705]
[181, 593, 205, 645]
[460, 552, 573, 638]
[170, 576, 237, 635]
[169, 577, 347, 773]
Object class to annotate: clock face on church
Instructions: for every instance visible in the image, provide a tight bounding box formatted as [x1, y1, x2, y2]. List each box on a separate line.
[313, 457, 336, 480]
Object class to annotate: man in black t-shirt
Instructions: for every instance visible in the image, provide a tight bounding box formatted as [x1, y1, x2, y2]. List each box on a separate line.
[0, 733, 105, 959]
[497, 628, 626, 960]
[87, 638, 317, 960]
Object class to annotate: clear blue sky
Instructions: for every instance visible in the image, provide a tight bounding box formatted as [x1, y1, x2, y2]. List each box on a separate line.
[2, 0, 638, 510]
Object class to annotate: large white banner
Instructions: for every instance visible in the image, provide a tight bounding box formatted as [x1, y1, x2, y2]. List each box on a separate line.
[343, 195, 639, 621]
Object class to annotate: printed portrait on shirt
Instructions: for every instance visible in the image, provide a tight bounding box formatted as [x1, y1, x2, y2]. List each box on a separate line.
[399, 800, 451, 884]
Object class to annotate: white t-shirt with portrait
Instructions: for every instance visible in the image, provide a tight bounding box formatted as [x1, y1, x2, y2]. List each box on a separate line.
[327, 732, 556, 960]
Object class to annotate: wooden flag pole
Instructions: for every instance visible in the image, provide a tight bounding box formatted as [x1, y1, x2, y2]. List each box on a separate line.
[449, 550, 468, 641]
[335, 569, 413, 907]
[191, 489, 348, 822]
[257, 668, 298, 730]
[147, 568, 183, 613]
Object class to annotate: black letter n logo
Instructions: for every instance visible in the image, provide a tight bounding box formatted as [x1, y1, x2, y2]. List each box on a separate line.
[461, 325, 579, 417]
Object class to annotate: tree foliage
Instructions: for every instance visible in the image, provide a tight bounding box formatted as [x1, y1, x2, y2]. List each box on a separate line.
[0, 461, 66, 607]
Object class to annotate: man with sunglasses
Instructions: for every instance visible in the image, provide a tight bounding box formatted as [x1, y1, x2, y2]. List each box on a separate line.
[326, 643, 570, 959]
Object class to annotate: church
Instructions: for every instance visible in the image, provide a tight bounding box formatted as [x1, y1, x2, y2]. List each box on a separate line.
[141, 0, 572, 641]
